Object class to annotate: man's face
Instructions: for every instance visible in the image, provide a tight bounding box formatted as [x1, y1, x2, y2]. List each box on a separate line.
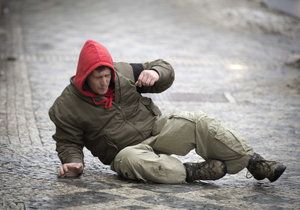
[86, 67, 112, 95]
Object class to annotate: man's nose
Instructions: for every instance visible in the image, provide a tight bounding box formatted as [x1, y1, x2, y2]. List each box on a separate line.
[100, 78, 108, 86]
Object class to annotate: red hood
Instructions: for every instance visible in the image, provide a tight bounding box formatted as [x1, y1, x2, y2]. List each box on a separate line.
[73, 40, 115, 97]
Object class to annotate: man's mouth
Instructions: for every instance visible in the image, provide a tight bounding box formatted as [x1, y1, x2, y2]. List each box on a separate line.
[98, 87, 108, 93]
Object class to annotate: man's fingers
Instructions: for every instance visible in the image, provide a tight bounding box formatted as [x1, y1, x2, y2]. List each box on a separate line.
[138, 74, 146, 86]
[135, 73, 143, 87]
[135, 79, 143, 87]
[145, 76, 152, 86]
[58, 165, 65, 177]
[58, 163, 84, 178]
[135, 70, 159, 87]
[136, 73, 150, 87]
[149, 79, 155, 86]
[135, 80, 142, 87]
[63, 164, 69, 173]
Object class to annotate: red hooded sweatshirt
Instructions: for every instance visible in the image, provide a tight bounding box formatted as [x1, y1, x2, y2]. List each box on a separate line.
[73, 40, 115, 108]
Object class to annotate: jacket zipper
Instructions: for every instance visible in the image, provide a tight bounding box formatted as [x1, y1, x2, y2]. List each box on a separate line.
[114, 73, 146, 139]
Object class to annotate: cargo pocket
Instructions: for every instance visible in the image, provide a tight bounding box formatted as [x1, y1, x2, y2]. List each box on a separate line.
[208, 119, 249, 155]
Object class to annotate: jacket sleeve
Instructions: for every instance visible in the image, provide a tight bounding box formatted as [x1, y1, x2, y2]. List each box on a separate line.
[49, 106, 85, 164]
[115, 59, 175, 93]
[139, 59, 175, 93]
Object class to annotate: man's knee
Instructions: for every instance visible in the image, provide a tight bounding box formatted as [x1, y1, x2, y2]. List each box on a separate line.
[112, 144, 152, 172]
[115, 146, 136, 160]
[116, 144, 152, 159]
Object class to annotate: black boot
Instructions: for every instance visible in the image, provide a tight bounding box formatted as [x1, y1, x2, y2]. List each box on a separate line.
[184, 160, 227, 182]
[247, 153, 286, 182]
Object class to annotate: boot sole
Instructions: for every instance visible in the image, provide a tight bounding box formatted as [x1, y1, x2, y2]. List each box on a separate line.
[268, 165, 286, 182]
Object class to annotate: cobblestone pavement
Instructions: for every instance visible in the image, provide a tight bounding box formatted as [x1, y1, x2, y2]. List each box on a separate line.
[0, 0, 299, 209]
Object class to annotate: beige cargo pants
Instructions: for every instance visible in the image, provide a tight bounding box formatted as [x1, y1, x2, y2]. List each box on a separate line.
[111, 111, 254, 184]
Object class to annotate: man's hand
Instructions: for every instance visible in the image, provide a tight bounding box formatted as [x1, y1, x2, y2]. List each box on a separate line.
[58, 163, 84, 178]
[135, 70, 159, 87]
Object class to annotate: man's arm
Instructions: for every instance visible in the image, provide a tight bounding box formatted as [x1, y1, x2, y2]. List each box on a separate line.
[53, 127, 85, 178]
[132, 59, 175, 93]
[115, 59, 175, 93]
[49, 107, 85, 178]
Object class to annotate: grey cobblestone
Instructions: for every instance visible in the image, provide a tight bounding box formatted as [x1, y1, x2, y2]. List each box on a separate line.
[0, 0, 299, 209]
[0, 12, 41, 146]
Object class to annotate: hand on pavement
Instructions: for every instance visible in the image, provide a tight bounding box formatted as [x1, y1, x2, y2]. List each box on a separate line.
[58, 162, 84, 178]
[135, 70, 159, 87]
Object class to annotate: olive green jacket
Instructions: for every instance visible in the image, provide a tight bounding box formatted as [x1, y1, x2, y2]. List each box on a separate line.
[49, 59, 174, 165]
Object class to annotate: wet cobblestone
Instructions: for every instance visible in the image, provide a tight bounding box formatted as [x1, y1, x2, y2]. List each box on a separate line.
[0, 0, 299, 209]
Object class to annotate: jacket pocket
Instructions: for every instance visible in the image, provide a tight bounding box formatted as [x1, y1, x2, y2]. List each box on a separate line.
[140, 97, 162, 116]
[98, 138, 119, 165]
[85, 135, 119, 165]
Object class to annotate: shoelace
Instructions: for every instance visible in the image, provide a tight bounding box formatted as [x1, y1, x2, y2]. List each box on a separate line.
[246, 159, 275, 180]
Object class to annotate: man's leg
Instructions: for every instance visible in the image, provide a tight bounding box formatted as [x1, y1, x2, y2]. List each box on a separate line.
[148, 112, 230, 182]
[150, 112, 253, 174]
[193, 114, 286, 181]
[195, 115, 254, 174]
[111, 143, 186, 184]
[112, 112, 285, 183]
[111, 142, 226, 183]
[149, 112, 285, 182]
